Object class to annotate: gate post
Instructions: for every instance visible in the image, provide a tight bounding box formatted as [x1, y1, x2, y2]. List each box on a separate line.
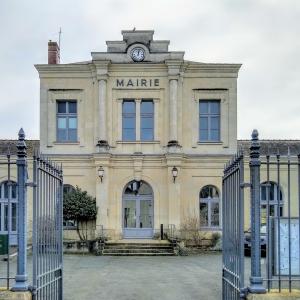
[12, 128, 28, 291]
[248, 129, 265, 294]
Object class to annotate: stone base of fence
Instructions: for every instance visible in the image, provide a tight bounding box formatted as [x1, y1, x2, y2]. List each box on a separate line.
[0, 290, 31, 300]
[247, 290, 300, 300]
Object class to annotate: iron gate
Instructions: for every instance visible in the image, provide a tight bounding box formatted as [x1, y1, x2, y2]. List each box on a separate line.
[32, 152, 63, 300]
[222, 151, 246, 300]
[222, 129, 300, 298]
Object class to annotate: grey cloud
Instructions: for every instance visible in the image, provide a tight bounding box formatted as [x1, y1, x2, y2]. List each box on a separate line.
[0, 0, 299, 139]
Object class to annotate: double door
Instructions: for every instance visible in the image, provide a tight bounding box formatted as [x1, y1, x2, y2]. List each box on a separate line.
[123, 195, 153, 238]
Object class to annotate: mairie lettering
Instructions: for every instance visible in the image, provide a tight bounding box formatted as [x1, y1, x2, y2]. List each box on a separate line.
[116, 78, 160, 88]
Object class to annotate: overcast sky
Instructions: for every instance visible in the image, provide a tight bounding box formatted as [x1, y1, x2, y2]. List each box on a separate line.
[1, 0, 299, 140]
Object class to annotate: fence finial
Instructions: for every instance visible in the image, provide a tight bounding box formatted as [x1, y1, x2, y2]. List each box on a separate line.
[251, 129, 259, 141]
[16, 128, 27, 158]
[250, 129, 260, 162]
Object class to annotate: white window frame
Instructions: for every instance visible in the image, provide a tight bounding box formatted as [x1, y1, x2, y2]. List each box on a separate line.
[260, 181, 284, 220]
[199, 185, 221, 230]
[0, 181, 18, 236]
[199, 100, 221, 142]
[56, 100, 78, 142]
[121, 99, 155, 142]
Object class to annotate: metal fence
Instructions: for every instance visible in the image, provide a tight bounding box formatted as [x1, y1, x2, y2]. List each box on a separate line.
[0, 149, 17, 289]
[222, 129, 300, 299]
[0, 129, 63, 299]
[260, 144, 300, 292]
[222, 151, 246, 299]
[32, 152, 63, 300]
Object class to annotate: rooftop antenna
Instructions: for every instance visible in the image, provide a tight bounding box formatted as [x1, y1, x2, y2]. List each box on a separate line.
[58, 27, 62, 49]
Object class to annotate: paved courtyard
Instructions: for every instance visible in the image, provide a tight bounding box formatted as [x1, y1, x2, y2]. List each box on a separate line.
[1, 253, 225, 300]
[63, 253, 223, 300]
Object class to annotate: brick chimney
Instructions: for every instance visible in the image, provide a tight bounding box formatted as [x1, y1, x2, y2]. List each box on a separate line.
[48, 40, 60, 64]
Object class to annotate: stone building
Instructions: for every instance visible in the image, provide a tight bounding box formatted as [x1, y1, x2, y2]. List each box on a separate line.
[0, 30, 299, 243]
[35, 29, 242, 240]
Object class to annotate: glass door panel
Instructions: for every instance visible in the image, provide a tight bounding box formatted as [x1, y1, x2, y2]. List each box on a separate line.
[12, 203, 17, 231]
[4, 203, 8, 231]
[124, 199, 136, 228]
[139, 200, 152, 228]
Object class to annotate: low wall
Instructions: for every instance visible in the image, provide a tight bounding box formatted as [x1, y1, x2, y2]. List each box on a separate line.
[0, 290, 31, 300]
[247, 290, 300, 300]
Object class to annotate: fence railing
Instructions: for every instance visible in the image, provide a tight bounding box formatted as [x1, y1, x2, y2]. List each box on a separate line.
[223, 129, 300, 298]
[259, 147, 300, 292]
[0, 150, 17, 290]
[0, 129, 63, 300]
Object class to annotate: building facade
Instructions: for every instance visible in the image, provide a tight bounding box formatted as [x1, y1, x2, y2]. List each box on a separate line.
[34, 30, 242, 240]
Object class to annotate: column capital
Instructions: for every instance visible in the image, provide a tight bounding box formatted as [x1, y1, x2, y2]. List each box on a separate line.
[165, 59, 182, 76]
[94, 60, 110, 69]
[94, 60, 110, 80]
[97, 74, 108, 81]
[135, 98, 142, 103]
[168, 75, 179, 81]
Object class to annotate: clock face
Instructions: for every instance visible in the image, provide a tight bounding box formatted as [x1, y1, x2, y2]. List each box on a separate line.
[131, 47, 145, 62]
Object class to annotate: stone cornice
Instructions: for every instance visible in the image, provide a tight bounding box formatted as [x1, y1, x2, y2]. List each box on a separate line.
[35, 63, 93, 78]
[184, 62, 242, 75]
[34, 61, 241, 78]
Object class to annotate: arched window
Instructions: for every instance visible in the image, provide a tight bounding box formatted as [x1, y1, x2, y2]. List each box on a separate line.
[0, 181, 18, 244]
[63, 184, 76, 228]
[199, 185, 220, 229]
[261, 181, 283, 223]
[63, 184, 75, 195]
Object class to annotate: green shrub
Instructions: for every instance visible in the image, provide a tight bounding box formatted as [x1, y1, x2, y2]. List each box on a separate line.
[63, 186, 97, 241]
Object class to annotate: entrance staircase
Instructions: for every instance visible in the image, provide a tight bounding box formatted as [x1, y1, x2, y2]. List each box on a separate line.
[102, 239, 176, 256]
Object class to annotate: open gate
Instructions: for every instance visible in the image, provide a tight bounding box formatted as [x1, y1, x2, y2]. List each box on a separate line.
[32, 153, 63, 300]
[222, 151, 246, 300]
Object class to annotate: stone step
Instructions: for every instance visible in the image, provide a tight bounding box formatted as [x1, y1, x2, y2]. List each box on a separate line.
[102, 252, 176, 256]
[104, 244, 173, 249]
[102, 241, 176, 256]
[102, 248, 174, 254]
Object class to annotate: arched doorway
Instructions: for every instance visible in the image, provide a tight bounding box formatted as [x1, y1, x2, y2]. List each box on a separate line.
[122, 180, 153, 238]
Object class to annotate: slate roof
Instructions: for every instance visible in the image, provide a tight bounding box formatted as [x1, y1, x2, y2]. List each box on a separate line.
[238, 140, 300, 156]
[0, 140, 39, 156]
[0, 139, 299, 157]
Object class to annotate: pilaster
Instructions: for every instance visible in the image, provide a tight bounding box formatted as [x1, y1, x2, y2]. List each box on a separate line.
[166, 60, 183, 150]
[94, 60, 110, 151]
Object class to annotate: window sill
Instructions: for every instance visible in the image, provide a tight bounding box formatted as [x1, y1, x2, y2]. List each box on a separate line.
[116, 140, 160, 144]
[53, 141, 80, 145]
[63, 227, 77, 231]
[197, 141, 223, 145]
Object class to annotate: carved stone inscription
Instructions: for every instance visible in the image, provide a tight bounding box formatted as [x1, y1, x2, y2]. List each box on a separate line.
[116, 78, 160, 88]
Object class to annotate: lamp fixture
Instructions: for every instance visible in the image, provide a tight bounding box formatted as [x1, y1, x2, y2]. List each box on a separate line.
[172, 166, 178, 183]
[98, 166, 104, 182]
